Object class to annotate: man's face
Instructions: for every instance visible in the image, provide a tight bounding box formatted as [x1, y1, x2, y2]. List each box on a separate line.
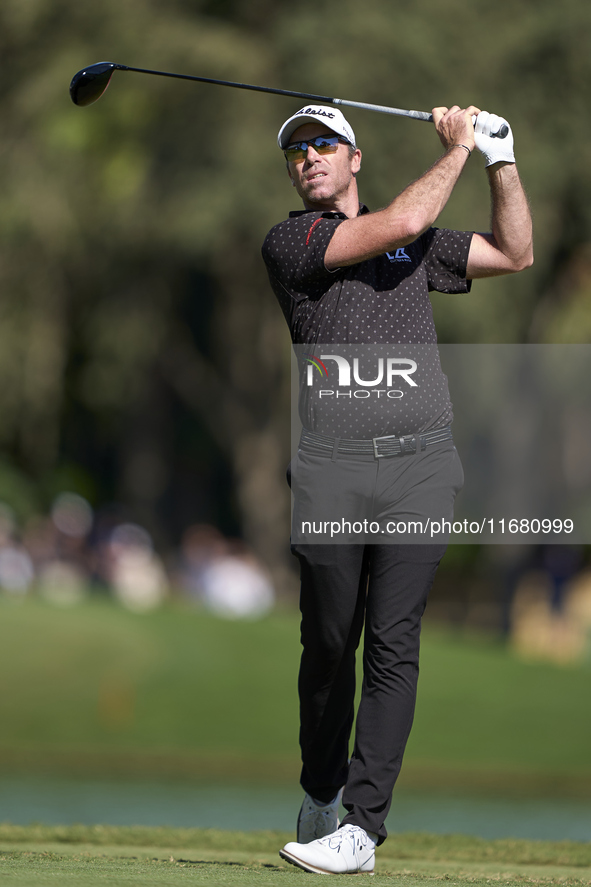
[285, 122, 361, 211]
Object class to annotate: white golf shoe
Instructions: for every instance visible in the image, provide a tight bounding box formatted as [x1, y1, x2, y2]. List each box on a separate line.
[280, 824, 376, 875]
[296, 789, 343, 843]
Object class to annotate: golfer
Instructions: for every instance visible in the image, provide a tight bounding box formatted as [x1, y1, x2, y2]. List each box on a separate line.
[262, 103, 533, 875]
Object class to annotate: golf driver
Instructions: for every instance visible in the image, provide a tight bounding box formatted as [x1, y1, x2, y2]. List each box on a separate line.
[69, 62, 509, 138]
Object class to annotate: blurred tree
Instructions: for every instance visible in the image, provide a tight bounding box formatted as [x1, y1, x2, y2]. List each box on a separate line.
[0, 0, 294, 588]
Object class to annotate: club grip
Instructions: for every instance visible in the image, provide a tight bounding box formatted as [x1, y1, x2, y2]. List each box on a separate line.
[471, 115, 509, 139]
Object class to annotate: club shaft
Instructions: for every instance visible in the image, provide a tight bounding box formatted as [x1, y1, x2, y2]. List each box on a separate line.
[334, 98, 432, 122]
[114, 65, 433, 123]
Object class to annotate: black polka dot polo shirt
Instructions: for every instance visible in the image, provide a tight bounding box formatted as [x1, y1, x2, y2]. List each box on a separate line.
[262, 205, 474, 437]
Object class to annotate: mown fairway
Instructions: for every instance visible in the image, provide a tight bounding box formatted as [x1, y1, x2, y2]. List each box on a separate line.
[1, 596, 590, 794]
[1, 825, 590, 887]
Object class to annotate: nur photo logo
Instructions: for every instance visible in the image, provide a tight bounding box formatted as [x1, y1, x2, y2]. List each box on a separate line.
[304, 353, 418, 399]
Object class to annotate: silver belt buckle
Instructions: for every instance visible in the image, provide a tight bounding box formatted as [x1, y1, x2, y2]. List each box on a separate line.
[372, 434, 397, 458]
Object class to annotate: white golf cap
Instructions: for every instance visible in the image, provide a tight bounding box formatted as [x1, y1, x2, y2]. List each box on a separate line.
[277, 104, 356, 150]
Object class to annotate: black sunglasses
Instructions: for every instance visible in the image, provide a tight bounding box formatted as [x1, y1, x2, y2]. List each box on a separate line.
[284, 134, 350, 163]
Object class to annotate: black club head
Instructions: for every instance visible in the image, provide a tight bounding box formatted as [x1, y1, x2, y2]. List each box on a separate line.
[70, 62, 117, 106]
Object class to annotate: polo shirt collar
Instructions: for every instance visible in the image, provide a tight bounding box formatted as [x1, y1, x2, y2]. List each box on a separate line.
[289, 203, 370, 220]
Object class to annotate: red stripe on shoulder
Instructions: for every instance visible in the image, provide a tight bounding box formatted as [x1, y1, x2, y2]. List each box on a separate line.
[306, 218, 323, 246]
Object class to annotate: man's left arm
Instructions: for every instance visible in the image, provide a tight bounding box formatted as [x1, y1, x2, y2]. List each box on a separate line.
[465, 113, 533, 279]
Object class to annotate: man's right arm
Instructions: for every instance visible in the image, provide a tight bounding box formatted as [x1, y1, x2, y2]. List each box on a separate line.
[324, 105, 479, 270]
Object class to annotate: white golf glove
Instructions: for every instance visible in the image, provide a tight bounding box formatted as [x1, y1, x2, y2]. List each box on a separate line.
[473, 111, 515, 167]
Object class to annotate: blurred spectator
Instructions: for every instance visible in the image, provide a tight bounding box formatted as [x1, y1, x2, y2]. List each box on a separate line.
[178, 523, 229, 600]
[51, 492, 93, 539]
[5, 496, 274, 617]
[106, 523, 168, 612]
[0, 544, 35, 595]
[200, 540, 275, 620]
[178, 523, 275, 619]
[509, 546, 590, 665]
[540, 545, 585, 611]
[21, 492, 94, 604]
[37, 560, 88, 606]
[0, 502, 35, 595]
[22, 514, 60, 568]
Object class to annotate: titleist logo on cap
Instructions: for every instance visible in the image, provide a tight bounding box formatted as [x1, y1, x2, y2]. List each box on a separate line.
[295, 107, 336, 119]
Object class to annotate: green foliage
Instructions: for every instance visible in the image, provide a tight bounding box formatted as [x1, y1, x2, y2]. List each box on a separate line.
[0, 458, 40, 520]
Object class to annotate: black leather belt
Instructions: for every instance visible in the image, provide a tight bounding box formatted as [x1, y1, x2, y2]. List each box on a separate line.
[300, 425, 453, 459]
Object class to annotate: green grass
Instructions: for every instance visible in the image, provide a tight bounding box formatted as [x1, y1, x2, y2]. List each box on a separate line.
[0, 825, 590, 887]
[408, 632, 591, 792]
[1, 596, 590, 795]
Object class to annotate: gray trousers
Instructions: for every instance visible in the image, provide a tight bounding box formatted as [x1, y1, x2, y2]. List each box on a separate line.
[290, 440, 463, 844]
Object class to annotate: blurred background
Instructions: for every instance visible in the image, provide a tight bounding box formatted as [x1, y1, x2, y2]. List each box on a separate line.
[1, 0, 590, 841]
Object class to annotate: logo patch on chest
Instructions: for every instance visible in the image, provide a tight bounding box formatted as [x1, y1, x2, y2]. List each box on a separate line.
[386, 248, 412, 263]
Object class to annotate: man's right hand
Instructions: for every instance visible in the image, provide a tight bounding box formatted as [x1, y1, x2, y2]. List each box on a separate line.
[324, 105, 488, 269]
[432, 105, 480, 154]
